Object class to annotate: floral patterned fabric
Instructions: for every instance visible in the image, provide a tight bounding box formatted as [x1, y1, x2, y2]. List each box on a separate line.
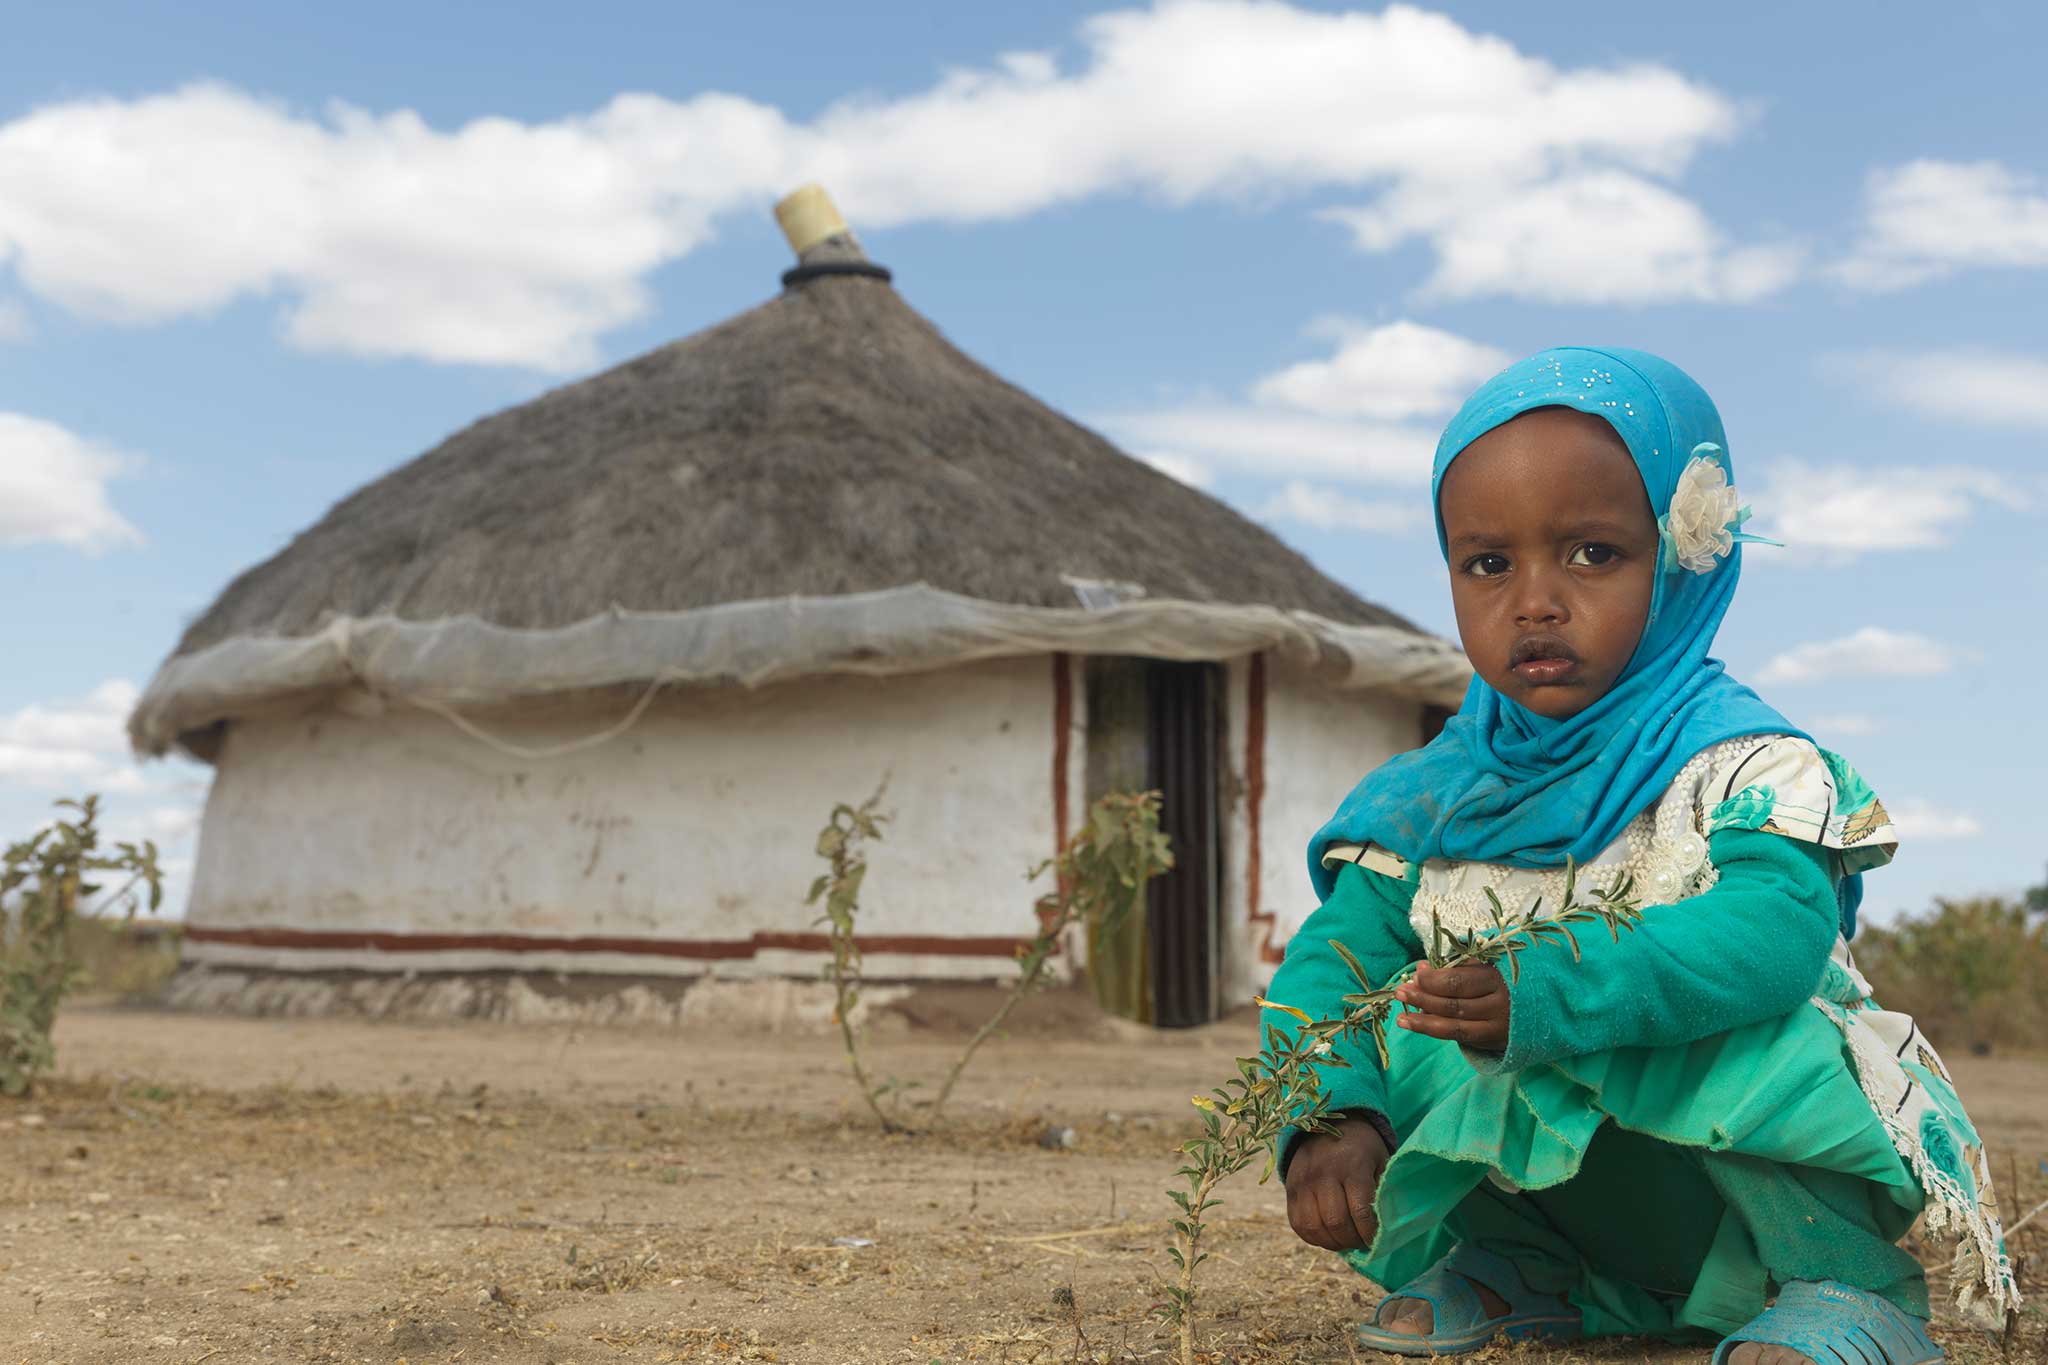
[1702, 737, 1898, 876]
[1816, 948, 2017, 1327]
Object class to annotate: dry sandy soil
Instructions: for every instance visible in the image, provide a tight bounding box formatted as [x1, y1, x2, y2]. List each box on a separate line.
[3, 990, 2043, 1365]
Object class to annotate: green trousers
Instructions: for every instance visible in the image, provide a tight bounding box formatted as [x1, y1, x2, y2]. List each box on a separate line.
[1429, 1122, 1928, 1338]
[1345, 1013, 1931, 1339]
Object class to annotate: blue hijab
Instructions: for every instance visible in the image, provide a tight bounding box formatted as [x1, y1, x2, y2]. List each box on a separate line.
[1308, 347, 1835, 914]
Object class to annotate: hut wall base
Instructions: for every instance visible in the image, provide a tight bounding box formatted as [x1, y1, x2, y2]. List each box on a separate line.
[159, 964, 914, 1035]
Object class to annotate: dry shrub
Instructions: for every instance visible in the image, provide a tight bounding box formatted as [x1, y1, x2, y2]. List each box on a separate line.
[2, 796, 163, 1094]
[811, 785, 1172, 1131]
[69, 915, 183, 998]
[1856, 898, 2048, 1052]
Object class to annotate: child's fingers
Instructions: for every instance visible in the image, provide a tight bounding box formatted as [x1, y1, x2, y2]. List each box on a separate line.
[1342, 1176, 1379, 1249]
[1286, 1175, 1339, 1249]
[1283, 1182, 1325, 1248]
[1314, 1182, 1361, 1248]
[1294, 1180, 1362, 1250]
[1412, 964, 1503, 998]
[1398, 986, 1500, 1020]
[1396, 980, 1507, 1022]
[1396, 1010, 1507, 1048]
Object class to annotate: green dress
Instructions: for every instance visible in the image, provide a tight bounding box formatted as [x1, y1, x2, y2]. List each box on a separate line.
[1270, 735, 2018, 1337]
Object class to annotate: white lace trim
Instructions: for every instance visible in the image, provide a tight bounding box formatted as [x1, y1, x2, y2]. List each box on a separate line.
[1406, 740, 1750, 938]
[1821, 1000, 2019, 1326]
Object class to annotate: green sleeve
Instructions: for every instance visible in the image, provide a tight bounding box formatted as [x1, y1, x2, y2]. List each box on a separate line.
[1488, 827, 1839, 1073]
[1266, 857, 1426, 1171]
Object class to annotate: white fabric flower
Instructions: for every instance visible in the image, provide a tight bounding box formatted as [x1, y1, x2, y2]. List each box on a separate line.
[1660, 448, 1745, 574]
[1640, 831, 1714, 905]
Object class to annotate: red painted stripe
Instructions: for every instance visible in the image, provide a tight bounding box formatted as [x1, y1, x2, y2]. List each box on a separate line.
[182, 924, 1037, 960]
[1244, 653, 1282, 964]
[1052, 652, 1072, 859]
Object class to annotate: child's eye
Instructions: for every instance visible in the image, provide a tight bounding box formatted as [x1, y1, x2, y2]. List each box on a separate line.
[1568, 543, 1619, 567]
[1462, 553, 1511, 578]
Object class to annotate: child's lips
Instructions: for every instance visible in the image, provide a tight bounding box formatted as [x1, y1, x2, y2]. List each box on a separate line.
[1509, 635, 1581, 685]
[1513, 656, 1579, 685]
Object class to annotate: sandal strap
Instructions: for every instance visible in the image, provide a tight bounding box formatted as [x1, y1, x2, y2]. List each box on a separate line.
[1441, 1243, 1557, 1314]
[1711, 1280, 1944, 1365]
[1372, 1261, 1485, 1332]
[1358, 1241, 1579, 1356]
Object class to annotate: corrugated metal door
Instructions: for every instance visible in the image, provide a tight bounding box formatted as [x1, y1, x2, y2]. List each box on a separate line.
[1146, 661, 1223, 1028]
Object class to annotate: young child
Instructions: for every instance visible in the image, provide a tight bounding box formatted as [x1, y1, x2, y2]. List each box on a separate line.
[1269, 347, 2016, 1364]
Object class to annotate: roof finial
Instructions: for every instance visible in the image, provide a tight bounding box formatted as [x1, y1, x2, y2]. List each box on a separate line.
[775, 185, 851, 256]
[773, 185, 892, 289]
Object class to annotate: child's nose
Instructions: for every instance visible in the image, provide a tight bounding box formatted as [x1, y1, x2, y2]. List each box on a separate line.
[1513, 569, 1570, 625]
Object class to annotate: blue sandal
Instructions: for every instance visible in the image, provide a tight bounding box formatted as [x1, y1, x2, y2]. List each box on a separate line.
[1711, 1280, 1944, 1364]
[1354, 1243, 1581, 1356]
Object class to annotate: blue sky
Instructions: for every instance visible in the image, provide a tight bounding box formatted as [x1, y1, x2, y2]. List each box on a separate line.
[3, 1, 2044, 922]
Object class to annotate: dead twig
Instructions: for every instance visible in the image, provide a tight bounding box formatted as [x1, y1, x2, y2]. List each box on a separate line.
[432, 1219, 673, 1231]
[1023, 1242, 1106, 1261]
[992, 1221, 1154, 1245]
[2006, 1193, 2048, 1237]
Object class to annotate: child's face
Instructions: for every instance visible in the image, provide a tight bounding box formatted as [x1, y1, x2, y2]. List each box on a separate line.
[1437, 407, 1658, 721]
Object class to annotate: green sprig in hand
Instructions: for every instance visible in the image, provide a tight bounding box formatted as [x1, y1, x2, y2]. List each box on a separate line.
[1395, 863, 1646, 1053]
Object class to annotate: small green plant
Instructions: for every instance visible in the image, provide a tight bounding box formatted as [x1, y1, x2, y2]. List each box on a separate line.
[930, 790, 1173, 1117]
[810, 787, 1174, 1131]
[807, 784, 901, 1132]
[2, 796, 163, 1096]
[1159, 862, 1644, 1365]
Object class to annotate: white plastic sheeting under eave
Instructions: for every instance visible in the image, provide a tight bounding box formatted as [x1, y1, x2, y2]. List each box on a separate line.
[128, 582, 1472, 757]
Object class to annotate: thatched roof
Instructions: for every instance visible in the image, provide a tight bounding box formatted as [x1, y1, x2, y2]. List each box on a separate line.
[169, 257, 1412, 658]
[132, 220, 1471, 758]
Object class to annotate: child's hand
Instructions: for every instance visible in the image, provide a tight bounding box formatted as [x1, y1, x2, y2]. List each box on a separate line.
[1284, 1116, 1389, 1251]
[1394, 964, 1510, 1052]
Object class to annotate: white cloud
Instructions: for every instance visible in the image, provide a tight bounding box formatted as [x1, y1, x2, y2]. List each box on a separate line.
[1135, 451, 1212, 488]
[0, 679, 142, 791]
[1327, 169, 1801, 305]
[1757, 460, 2023, 560]
[0, 84, 793, 371]
[0, 299, 27, 342]
[1829, 348, 2048, 431]
[1257, 481, 1419, 533]
[1099, 316, 1494, 502]
[1838, 159, 2048, 290]
[1757, 627, 1959, 686]
[0, 4, 1771, 368]
[0, 680, 208, 918]
[1886, 799, 1982, 841]
[138, 803, 203, 842]
[1101, 404, 1437, 487]
[1250, 319, 1509, 421]
[0, 412, 145, 552]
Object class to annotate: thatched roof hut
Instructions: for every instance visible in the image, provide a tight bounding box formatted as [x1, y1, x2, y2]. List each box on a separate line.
[134, 188, 1467, 1027]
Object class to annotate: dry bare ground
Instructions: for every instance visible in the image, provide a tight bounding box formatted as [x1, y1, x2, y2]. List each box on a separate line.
[3, 991, 2043, 1364]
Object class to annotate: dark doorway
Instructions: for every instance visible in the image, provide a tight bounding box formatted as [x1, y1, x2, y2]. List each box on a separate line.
[1146, 661, 1223, 1027]
[1082, 658, 1225, 1028]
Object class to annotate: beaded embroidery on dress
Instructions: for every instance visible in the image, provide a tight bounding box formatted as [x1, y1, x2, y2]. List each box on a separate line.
[1322, 733, 2019, 1325]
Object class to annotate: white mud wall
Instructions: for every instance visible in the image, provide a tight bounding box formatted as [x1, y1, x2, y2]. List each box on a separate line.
[1220, 657, 1420, 1006]
[183, 656, 1063, 981]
